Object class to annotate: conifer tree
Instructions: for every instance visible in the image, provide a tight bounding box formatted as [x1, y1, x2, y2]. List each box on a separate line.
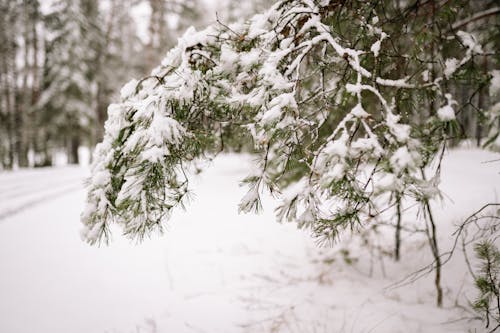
[38, 0, 98, 164]
[81, 0, 499, 306]
[0, 0, 20, 169]
[92, 0, 145, 143]
[0, 0, 43, 168]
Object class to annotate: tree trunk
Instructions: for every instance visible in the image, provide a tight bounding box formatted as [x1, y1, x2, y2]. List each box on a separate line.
[69, 134, 80, 165]
[30, 3, 40, 167]
[16, 10, 30, 168]
[2, 48, 15, 169]
[395, 194, 402, 261]
[426, 200, 443, 307]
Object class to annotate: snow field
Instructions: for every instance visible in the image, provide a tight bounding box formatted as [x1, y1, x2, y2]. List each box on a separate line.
[0, 148, 498, 332]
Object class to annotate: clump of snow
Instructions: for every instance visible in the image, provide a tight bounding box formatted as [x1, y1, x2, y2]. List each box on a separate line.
[91, 170, 111, 187]
[320, 164, 345, 186]
[140, 146, 168, 163]
[177, 26, 212, 50]
[375, 173, 400, 192]
[437, 93, 457, 121]
[351, 103, 369, 118]
[219, 45, 240, 73]
[390, 146, 415, 172]
[323, 136, 348, 159]
[351, 137, 382, 156]
[386, 112, 411, 143]
[120, 79, 139, 99]
[260, 93, 297, 125]
[437, 105, 455, 121]
[247, 13, 268, 39]
[240, 49, 261, 70]
[104, 104, 129, 139]
[421, 70, 430, 82]
[149, 115, 186, 146]
[444, 58, 460, 78]
[457, 30, 483, 54]
[371, 40, 382, 57]
[259, 61, 294, 90]
[345, 83, 362, 94]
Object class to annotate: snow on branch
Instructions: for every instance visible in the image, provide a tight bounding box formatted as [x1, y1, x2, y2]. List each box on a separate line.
[81, 0, 490, 244]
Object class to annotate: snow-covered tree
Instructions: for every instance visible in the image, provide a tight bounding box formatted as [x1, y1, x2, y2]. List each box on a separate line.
[0, 0, 21, 169]
[37, 0, 99, 164]
[81, 0, 499, 305]
[91, 0, 146, 143]
[0, 0, 43, 168]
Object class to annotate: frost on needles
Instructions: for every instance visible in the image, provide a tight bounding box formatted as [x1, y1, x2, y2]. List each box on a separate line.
[81, 0, 496, 245]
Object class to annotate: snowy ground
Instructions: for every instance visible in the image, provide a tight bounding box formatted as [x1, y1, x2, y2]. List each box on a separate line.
[0, 148, 499, 333]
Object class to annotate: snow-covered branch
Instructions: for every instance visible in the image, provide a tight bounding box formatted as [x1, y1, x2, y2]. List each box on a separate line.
[81, 0, 496, 245]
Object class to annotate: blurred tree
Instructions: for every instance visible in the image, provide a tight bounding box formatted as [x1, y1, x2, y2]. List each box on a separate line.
[0, 0, 43, 168]
[37, 0, 100, 164]
[0, 0, 19, 169]
[92, 0, 145, 143]
[0, 0, 217, 168]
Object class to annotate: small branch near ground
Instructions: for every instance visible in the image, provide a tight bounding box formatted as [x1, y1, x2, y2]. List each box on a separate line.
[386, 203, 500, 297]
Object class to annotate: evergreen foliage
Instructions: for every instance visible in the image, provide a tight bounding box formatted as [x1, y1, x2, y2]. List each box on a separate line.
[38, 0, 99, 163]
[81, 0, 499, 246]
[473, 241, 500, 331]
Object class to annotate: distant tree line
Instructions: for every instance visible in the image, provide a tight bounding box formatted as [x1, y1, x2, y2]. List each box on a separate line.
[0, 0, 211, 169]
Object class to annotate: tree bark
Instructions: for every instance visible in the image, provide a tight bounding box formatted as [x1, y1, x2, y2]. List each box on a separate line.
[69, 134, 80, 165]
[395, 194, 402, 261]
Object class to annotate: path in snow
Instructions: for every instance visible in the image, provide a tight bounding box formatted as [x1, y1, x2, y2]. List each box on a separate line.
[0, 166, 83, 221]
[0, 150, 498, 333]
